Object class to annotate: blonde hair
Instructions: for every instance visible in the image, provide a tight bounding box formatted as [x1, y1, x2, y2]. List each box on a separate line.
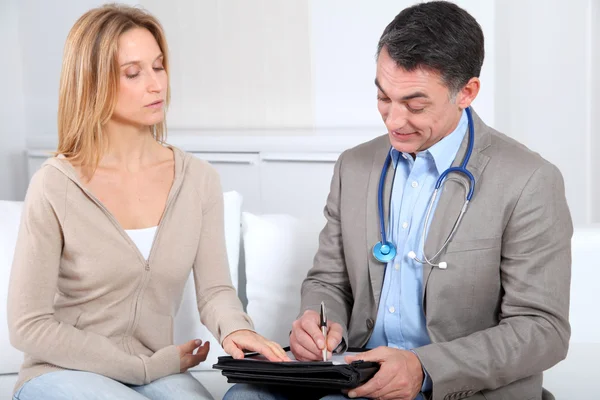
[56, 3, 170, 170]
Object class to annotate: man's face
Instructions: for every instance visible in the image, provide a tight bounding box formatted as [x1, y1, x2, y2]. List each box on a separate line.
[376, 47, 464, 155]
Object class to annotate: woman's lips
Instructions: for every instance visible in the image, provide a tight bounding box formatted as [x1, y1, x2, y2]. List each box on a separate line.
[145, 100, 164, 108]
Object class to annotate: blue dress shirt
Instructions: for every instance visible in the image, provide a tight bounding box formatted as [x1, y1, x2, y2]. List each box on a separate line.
[366, 110, 468, 396]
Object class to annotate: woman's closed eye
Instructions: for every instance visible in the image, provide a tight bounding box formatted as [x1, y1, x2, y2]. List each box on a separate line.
[125, 67, 141, 79]
[125, 66, 164, 79]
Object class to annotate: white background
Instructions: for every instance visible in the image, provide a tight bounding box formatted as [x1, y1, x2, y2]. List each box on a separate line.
[1, 0, 598, 225]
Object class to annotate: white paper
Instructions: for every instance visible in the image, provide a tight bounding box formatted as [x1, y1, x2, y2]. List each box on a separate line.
[244, 351, 366, 365]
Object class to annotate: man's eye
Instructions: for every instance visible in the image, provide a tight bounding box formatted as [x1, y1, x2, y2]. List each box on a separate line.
[377, 96, 391, 103]
[407, 105, 425, 113]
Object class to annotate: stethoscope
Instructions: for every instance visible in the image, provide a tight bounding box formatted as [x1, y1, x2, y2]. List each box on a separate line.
[372, 107, 476, 269]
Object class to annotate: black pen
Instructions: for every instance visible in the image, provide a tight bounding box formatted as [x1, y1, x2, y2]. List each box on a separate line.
[320, 301, 327, 362]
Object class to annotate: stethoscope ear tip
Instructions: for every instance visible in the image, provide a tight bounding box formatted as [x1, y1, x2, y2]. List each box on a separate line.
[438, 261, 448, 269]
[407, 251, 416, 260]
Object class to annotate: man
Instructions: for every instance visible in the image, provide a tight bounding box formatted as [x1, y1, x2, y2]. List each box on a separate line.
[225, 2, 572, 399]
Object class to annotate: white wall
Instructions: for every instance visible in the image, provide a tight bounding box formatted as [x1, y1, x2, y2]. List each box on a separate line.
[0, 0, 27, 201]
[591, 0, 600, 223]
[310, 0, 496, 129]
[14, 0, 132, 137]
[495, 0, 595, 225]
[14, 0, 496, 135]
[0, 0, 139, 201]
[4, 0, 600, 225]
[140, 0, 313, 129]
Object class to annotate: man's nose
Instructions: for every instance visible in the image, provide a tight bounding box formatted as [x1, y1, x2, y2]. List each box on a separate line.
[385, 103, 409, 131]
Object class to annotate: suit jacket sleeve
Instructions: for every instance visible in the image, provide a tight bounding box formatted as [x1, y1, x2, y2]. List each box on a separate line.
[299, 151, 353, 350]
[413, 162, 572, 399]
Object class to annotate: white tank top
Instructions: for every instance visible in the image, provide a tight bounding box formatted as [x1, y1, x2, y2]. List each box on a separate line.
[125, 226, 157, 260]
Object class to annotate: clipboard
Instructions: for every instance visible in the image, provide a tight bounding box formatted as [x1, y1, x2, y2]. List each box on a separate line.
[212, 347, 379, 389]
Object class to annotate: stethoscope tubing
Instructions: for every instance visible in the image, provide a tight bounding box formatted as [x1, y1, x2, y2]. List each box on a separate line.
[373, 107, 476, 266]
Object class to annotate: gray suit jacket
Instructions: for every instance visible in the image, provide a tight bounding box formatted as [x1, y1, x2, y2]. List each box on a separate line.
[300, 110, 572, 400]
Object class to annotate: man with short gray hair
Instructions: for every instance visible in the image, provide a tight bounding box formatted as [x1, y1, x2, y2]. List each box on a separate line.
[225, 2, 572, 399]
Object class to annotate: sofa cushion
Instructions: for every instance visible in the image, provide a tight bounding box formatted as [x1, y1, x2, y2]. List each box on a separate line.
[0, 200, 25, 374]
[242, 212, 324, 346]
[222, 191, 243, 292]
[569, 225, 600, 343]
[542, 226, 600, 400]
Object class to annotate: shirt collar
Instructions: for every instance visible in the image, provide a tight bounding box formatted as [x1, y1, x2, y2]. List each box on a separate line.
[390, 109, 469, 176]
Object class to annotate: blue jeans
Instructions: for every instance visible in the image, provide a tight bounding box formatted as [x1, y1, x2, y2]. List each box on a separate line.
[223, 383, 368, 400]
[13, 370, 213, 400]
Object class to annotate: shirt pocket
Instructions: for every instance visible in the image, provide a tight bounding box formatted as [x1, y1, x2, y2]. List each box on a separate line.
[444, 237, 500, 254]
[442, 237, 502, 286]
[434, 237, 503, 333]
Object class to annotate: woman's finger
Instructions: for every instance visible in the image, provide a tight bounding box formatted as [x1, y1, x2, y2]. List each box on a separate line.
[189, 342, 210, 367]
[265, 340, 290, 361]
[187, 339, 202, 352]
[248, 339, 281, 361]
[265, 339, 289, 359]
[222, 339, 245, 359]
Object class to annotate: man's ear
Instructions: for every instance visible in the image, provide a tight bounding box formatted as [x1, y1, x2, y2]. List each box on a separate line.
[456, 77, 480, 109]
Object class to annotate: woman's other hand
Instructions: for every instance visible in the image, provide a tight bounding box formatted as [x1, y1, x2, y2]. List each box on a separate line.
[176, 339, 210, 372]
[222, 330, 290, 362]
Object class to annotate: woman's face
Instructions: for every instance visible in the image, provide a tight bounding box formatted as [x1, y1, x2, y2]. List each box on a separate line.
[112, 27, 167, 129]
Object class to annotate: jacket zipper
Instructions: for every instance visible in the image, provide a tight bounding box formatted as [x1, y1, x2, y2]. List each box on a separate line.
[123, 182, 184, 353]
[53, 156, 187, 354]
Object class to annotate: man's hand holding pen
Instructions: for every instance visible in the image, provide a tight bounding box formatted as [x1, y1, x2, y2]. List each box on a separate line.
[290, 308, 344, 361]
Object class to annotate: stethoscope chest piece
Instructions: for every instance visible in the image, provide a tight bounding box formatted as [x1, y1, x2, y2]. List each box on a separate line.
[373, 241, 397, 263]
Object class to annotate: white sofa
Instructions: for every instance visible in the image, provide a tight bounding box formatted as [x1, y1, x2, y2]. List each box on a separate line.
[1, 195, 599, 399]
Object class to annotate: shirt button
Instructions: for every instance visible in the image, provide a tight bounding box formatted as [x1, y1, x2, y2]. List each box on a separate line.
[402, 222, 408, 229]
[411, 181, 418, 188]
[388, 306, 395, 313]
[394, 263, 400, 270]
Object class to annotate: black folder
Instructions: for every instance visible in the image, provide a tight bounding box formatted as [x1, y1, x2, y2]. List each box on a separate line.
[212, 347, 379, 390]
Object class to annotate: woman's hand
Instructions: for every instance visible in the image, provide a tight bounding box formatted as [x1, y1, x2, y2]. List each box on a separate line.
[177, 339, 210, 373]
[222, 329, 290, 362]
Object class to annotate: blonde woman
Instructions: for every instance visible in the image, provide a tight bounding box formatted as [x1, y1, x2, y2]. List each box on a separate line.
[7, 4, 288, 400]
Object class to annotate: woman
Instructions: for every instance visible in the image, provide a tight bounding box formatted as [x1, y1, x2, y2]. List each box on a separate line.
[7, 4, 287, 400]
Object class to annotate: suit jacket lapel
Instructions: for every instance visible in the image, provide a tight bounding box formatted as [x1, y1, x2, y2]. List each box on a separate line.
[422, 110, 492, 295]
[366, 141, 395, 307]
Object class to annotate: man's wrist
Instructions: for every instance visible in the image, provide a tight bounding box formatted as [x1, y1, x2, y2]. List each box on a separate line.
[409, 349, 431, 392]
